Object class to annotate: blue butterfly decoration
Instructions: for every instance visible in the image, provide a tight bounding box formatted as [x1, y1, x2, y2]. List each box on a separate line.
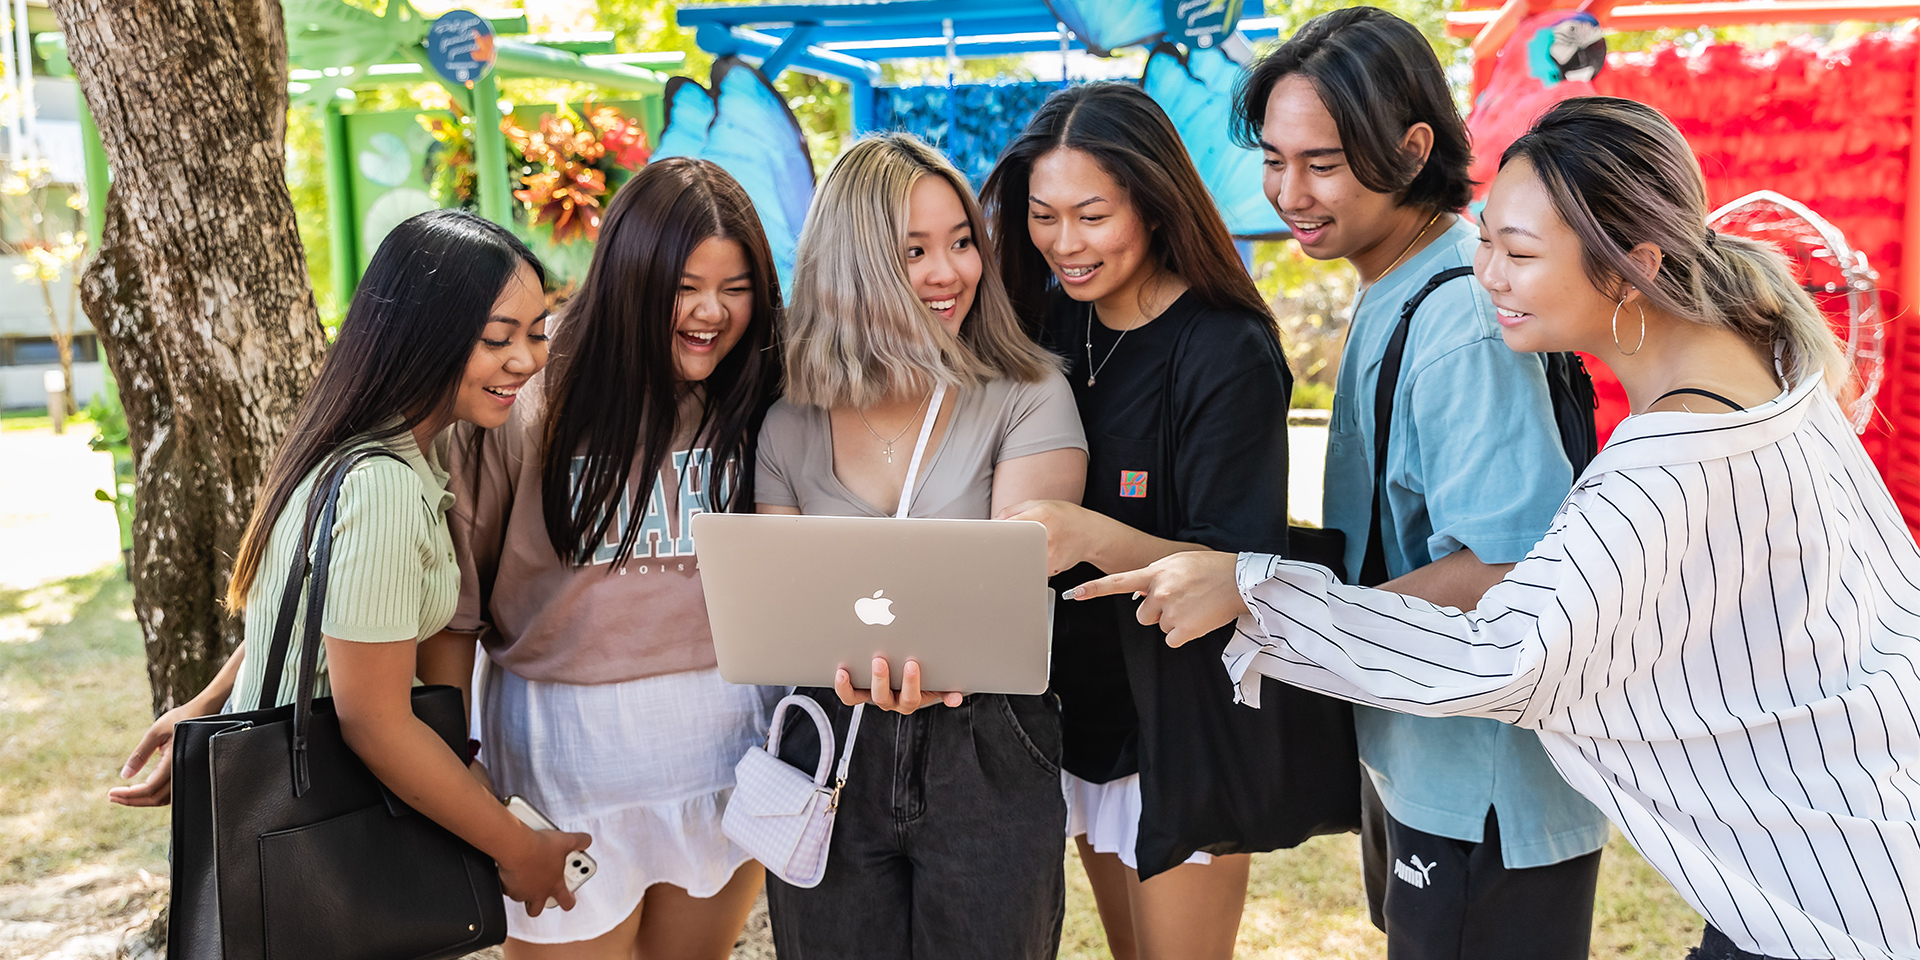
[1140, 42, 1285, 238]
[654, 57, 816, 292]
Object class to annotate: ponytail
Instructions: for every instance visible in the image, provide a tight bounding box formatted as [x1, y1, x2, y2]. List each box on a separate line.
[1697, 231, 1843, 389]
[1504, 97, 1844, 389]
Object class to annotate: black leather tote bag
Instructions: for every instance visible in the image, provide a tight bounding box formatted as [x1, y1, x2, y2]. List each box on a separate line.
[168, 448, 507, 960]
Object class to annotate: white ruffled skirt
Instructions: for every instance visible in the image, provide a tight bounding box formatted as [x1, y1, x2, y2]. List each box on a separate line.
[1063, 771, 1213, 872]
[480, 664, 780, 943]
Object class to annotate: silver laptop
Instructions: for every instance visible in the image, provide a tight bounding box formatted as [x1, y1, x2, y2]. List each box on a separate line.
[692, 513, 1053, 696]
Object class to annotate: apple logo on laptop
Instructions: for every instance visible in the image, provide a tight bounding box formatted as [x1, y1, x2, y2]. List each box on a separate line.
[854, 590, 895, 626]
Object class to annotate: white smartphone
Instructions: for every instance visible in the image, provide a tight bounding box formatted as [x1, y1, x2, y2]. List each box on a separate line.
[504, 795, 597, 909]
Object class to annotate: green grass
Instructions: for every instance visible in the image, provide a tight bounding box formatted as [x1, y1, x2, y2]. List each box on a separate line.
[0, 564, 1702, 958]
[1057, 831, 1700, 958]
[0, 565, 170, 886]
[0, 408, 93, 433]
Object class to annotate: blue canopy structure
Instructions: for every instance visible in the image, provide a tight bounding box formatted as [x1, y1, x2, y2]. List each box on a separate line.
[663, 0, 1292, 270]
[675, 0, 1286, 129]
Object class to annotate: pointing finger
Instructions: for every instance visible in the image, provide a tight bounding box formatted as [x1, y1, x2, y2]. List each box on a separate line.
[1064, 569, 1153, 601]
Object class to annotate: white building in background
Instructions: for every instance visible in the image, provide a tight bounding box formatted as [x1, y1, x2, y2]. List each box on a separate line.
[1, 74, 102, 410]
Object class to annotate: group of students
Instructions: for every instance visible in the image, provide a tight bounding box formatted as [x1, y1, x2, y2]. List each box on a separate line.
[105, 7, 1920, 960]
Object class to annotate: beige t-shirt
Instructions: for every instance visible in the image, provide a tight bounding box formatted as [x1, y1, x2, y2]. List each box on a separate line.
[756, 372, 1086, 519]
[449, 378, 724, 684]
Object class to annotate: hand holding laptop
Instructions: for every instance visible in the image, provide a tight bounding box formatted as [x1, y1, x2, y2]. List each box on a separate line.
[833, 656, 963, 715]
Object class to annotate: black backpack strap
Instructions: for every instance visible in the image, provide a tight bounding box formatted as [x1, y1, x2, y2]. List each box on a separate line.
[1359, 266, 1474, 587]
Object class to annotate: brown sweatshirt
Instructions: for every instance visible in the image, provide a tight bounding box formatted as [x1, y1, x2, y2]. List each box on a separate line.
[449, 377, 723, 684]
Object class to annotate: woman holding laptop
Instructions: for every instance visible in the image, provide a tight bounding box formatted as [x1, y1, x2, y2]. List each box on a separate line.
[982, 82, 1358, 960]
[449, 159, 785, 959]
[754, 133, 1087, 959]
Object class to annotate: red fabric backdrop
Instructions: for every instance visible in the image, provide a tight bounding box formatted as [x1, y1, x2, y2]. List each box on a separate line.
[1590, 32, 1919, 529]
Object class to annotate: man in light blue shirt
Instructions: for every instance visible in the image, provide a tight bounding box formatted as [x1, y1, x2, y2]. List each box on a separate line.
[1232, 9, 1610, 959]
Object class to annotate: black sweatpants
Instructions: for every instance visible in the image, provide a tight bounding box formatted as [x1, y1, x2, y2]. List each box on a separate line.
[1361, 775, 1602, 960]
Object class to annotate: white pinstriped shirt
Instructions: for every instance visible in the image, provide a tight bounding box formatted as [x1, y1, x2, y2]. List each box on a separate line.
[1224, 371, 1920, 960]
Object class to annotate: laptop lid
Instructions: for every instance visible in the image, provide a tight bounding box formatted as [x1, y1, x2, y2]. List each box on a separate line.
[692, 512, 1052, 695]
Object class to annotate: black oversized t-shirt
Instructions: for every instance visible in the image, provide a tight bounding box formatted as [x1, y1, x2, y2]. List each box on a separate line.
[1042, 288, 1294, 782]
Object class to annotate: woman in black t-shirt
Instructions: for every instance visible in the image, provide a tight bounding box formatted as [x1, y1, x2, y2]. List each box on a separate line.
[983, 83, 1360, 960]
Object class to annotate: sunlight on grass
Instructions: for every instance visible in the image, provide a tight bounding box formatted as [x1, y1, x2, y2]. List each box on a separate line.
[0, 565, 170, 887]
[1060, 826, 1699, 959]
[0, 564, 1704, 960]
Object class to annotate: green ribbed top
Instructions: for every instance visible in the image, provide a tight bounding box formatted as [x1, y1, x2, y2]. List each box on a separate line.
[228, 428, 460, 712]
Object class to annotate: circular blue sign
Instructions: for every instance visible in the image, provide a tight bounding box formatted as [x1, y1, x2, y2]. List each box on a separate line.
[426, 9, 496, 86]
[1162, 0, 1244, 49]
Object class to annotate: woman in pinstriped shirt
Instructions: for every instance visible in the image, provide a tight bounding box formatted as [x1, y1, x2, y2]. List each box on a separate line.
[1077, 99, 1920, 960]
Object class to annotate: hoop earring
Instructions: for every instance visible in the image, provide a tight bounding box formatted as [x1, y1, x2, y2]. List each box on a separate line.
[1612, 296, 1646, 356]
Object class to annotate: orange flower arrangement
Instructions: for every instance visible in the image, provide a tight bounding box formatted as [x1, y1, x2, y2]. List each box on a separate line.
[501, 103, 651, 244]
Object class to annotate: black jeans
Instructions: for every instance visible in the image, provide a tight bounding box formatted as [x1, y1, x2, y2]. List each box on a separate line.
[765, 690, 1067, 960]
[1360, 774, 1603, 960]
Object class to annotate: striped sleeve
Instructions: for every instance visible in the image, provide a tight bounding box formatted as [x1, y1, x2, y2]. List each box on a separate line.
[319, 459, 430, 643]
[1221, 478, 1644, 728]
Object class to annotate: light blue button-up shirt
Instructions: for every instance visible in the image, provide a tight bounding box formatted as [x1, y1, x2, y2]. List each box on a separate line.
[1323, 218, 1609, 869]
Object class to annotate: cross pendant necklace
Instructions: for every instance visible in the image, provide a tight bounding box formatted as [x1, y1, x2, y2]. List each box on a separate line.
[855, 387, 935, 463]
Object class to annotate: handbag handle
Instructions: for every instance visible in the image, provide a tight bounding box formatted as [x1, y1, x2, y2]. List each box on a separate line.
[762, 695, 866, 791]
[765, 695, 835, 786]
[252, 446, 410, 796]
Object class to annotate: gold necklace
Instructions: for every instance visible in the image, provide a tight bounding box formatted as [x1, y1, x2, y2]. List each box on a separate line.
[854, 388, 934, 464]
[1349, 209, 1446, 320]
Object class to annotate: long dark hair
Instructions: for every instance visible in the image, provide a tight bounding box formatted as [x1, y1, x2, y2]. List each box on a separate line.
[1231, 6, 1473, 213]
[981, 81, 1273, 330]
[539, 157, 783, 567]
[228, 209, 544, 609]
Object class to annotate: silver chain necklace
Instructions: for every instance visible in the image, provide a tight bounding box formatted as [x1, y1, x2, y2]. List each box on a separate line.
[854, 387, 935, 463]
[1083, 301, 1144, 387]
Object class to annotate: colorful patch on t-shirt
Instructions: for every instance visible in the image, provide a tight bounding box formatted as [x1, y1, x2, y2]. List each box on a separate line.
[1119, 470, 1148, 498]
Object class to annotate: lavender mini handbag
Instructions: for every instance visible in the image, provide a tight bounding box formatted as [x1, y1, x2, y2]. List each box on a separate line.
[723, 382, 943, 888]
[722, 695, 864, 888]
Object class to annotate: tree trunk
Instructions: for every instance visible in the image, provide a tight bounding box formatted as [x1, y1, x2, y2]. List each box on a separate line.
[45, 0, 326, 712]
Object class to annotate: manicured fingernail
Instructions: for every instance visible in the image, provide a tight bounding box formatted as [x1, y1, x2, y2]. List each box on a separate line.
[1131, 591, 1143, 600]
[1063, 587, 1080, 600]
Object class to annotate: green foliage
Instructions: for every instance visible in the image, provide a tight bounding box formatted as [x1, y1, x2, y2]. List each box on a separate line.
[1251, 0, 1465, 62]
[1253, 240, 1356, 396]
[777, 73, 852, 174]
[285, 104, 337, 334]
[1290, 380, 1335, 410]
[85, 376, 134, 553]
[596, 0, 711, 72]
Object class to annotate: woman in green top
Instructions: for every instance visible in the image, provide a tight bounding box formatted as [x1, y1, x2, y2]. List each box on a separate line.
[106, 209, 590, 915]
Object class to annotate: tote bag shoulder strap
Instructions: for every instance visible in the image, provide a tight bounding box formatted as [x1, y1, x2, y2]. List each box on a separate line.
[251, 449, 408, 714]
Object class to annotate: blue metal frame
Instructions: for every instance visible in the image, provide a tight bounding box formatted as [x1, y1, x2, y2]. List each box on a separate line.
[675, 1, 1283, 133]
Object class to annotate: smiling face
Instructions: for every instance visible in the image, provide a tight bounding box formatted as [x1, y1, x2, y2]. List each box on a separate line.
[903, 174, 981, 339]
[449, 259, 549, 430]
[1474, 158, 1622, 355]
[1260, 75, 1423, 266]
[1026, 147, 1157, 308]
[673, 236, 754, 382]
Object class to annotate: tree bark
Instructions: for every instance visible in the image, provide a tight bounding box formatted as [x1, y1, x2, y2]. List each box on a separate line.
[46, 0, 326, 712]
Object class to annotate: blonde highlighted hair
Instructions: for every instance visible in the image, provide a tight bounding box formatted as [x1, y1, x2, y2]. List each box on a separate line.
[784, 133, 1057, 408]
[1502, 97, 1844, 389]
